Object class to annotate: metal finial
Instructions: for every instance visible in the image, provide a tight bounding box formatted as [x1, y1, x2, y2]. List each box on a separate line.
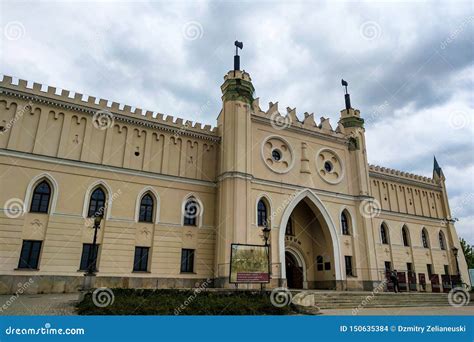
[234, 41, 243, 70]
[341, 79, 348, 94]
[341, 79, 351, 110]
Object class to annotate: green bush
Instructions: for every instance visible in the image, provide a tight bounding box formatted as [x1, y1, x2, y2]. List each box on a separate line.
[77, 289, 293, 315]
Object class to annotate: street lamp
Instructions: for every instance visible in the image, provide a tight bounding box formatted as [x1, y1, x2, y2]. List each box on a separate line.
[261, 224, 271, 291]
[262, 225, 271, 247]
[83, 214, 102, 290]
[452, 246, 460, 277]
[87, 214, 102, 275]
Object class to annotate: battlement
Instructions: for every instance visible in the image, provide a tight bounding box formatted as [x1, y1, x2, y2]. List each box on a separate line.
[368, 164, 437, 185]
[223, 70, 252, 82]
[0, 75, 218, 137]
[251, 98, 346, 138]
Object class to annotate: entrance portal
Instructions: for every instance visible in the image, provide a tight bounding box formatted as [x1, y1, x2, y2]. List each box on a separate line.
[285, 251, 303, 289]
[279, 189, 342, 289]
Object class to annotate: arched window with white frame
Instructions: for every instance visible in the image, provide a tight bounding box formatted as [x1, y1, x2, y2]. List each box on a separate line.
[380, 223, 390, 245]
[30, 180, 52, 213]
[341, 210, 351, 235]
[421, 228, 429, 248]
[139, 193, 155, 223]
[439, 231, 447, 250]
[24, 173, 59, 215]
[402, 225, 411, 247]
[87, 187, 107, 218]
[257, 199, 269, 227]
[183, 196, 202, 227]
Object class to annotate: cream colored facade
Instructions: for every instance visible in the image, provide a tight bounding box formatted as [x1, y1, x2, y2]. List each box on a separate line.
[0, 68, 470, 294]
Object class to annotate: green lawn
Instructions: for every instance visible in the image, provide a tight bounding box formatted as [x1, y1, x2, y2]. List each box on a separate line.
[77, 289, 293, 315]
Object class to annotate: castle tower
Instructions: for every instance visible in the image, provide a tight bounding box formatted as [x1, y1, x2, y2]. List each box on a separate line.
[214, 44, 255, 287]
[433, 157, 470, 284]
[338, 84, 379, 285]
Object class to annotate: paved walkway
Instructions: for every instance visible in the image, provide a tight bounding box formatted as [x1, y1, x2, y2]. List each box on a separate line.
[321, 305, 474, 316]
[0, 293, 79, 315]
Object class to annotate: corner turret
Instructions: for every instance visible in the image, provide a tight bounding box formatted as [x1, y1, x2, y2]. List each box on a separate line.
[339, 80, 364, 129]
[433, 156, 445, 182]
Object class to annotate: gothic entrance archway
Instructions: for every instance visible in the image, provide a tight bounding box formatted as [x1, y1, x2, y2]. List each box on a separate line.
[279, 189, 342, 289]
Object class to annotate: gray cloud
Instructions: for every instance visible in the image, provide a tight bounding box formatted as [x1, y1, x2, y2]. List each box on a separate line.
[1, 0, 473, 243]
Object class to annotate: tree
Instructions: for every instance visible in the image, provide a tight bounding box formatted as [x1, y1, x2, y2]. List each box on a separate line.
[460, 238, 474, 269]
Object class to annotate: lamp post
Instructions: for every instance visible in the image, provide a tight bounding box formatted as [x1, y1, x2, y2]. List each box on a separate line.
[261, 225, 271, 291]
[452, 246, 460, 277]
[262, 225, 271, 247]
[83, 214, 102, 290]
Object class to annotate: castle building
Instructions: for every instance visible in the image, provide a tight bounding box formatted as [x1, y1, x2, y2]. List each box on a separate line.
[0, 56, 470, 294]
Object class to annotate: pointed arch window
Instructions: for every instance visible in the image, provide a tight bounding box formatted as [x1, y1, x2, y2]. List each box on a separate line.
[422, 229, 429, 248]
[381, 224, 389, 244]
[88, 188, 106, 218]
[257, 200, 268, 227]
[439, 231, 446, 250]
[402, 226, 410, 247]
[183, 198, 199, 226]
[139, 194, 154, 223]
[30, 180, 51, 213]
[341, 211, 350, 235]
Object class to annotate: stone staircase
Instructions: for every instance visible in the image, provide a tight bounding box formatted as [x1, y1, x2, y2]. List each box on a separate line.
[291, 290, 473, 310]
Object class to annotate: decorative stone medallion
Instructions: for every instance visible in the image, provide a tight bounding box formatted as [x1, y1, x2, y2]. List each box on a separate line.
[261, 136, 294, 174]
[316, 148, 344, 184]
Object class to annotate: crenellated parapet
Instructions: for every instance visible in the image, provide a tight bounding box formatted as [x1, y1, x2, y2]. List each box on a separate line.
[368, 163, 444, 219]
[221, 70, 254, 104]
[251, 98, 347, 139]
[0, 75, 218, 141]
[368, 164, 437, 186]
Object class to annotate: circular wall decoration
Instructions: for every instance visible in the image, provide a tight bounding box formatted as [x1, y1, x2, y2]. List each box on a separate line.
[261, 136, 294, 174]
[316, 148, 344, 184]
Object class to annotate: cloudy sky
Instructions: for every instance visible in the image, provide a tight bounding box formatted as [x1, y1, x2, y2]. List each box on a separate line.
[1, 0, 473, 243]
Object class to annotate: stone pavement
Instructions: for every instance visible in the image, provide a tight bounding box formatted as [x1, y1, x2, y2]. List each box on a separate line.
[0, 293, 79, 315]
[321, 305, 474, 316]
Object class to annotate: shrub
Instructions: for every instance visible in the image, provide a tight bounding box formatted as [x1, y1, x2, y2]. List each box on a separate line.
[77, 289, 293, 315]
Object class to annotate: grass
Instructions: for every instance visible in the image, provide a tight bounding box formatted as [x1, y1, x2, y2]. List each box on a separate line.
[77, 288, 293, 315]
